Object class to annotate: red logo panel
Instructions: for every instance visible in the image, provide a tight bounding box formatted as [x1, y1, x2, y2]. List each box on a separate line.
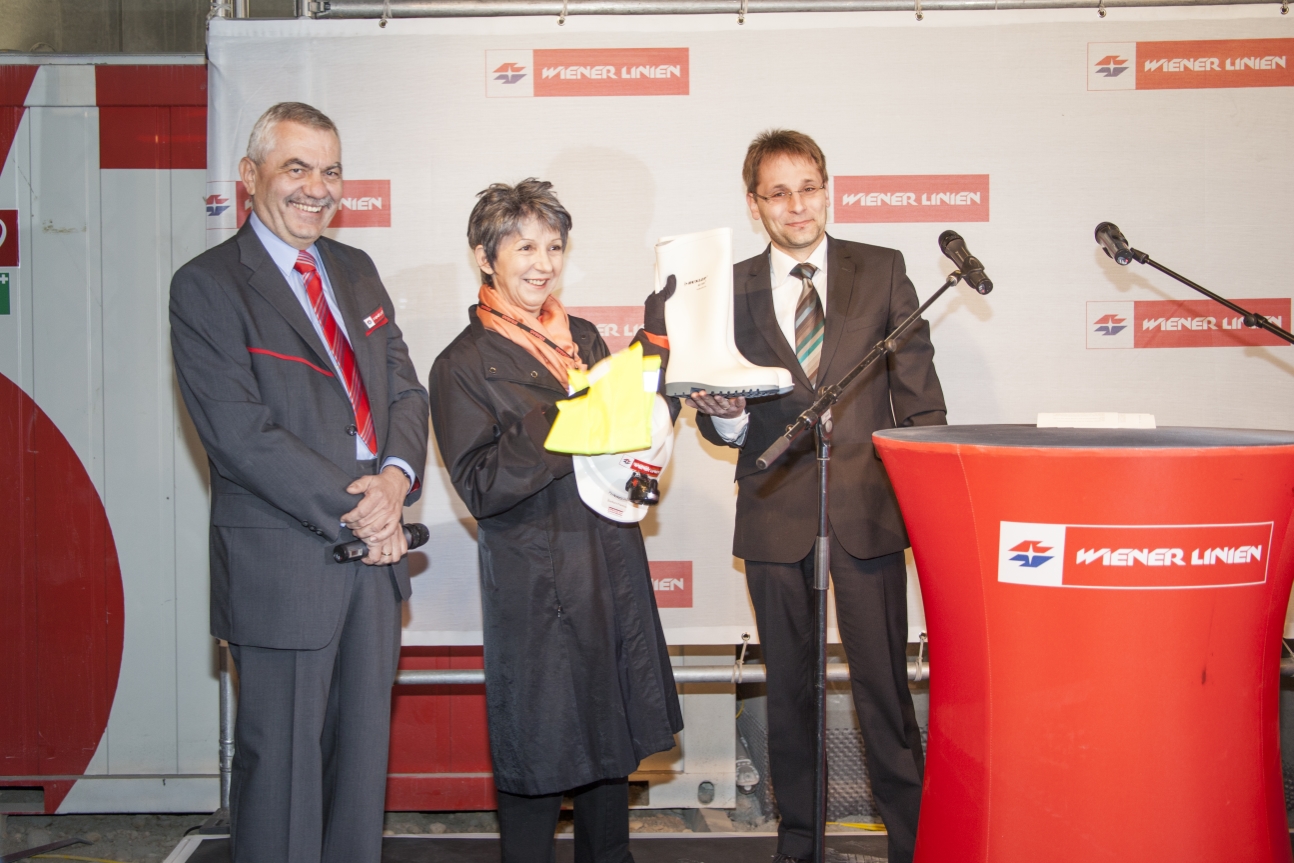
[235, 180, 391, 229]
[1139, 39, 1294, 90]
[1066, 523, 1271, 588]
[650, 561, 692, 608]
[566, 305, 644, 353]
[533, 49, 689, 97]
[1134, 298, 1290, 348]
[0, 210, 18, 267]
[833, 175, 990, 223]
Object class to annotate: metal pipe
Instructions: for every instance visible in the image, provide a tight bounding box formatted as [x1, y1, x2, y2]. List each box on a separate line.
[234, 0, 250, 15]
[218, 641, 236, 813]
[398, 655, 1294, 684]
[400, 657, 1294, 683]
[313, 0, 1277, 18]
[396, 660, 931, 686]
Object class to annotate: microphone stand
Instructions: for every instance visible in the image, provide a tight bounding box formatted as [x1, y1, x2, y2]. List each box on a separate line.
[1120, 246, 1294, 345]
[755, 269, 964, 863]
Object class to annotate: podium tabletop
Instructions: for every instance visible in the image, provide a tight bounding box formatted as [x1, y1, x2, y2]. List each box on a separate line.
[874, 424, 1294, 449]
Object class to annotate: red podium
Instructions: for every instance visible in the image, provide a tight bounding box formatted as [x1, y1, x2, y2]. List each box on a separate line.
[873, 426, 1294, 863]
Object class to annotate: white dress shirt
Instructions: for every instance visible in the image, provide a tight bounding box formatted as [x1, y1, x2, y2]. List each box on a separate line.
[249, 213, 415, 485]
[710, 239, 830, 445]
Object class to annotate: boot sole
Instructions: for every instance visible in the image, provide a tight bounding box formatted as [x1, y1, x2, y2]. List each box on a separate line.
[665, 382, 795, 398]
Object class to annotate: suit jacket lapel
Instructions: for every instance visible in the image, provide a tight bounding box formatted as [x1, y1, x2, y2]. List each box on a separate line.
[741, 248, 810, 390]
[818, 236, 855, 379]
[238, 224, 335, 374]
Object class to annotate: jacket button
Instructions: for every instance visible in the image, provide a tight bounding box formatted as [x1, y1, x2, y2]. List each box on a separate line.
[530, 370, 539, 378]
[488, 367, 497, 375]
[346, 424, 357, 436]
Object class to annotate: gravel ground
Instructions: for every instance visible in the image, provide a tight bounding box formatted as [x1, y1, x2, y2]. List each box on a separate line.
[0, 801, 781, 863]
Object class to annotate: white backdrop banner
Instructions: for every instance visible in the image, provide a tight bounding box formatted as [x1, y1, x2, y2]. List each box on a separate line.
[206, 8, 1294, 645]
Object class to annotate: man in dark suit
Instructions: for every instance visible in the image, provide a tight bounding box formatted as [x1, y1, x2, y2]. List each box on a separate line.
[169, 102, 428, 863]
[690, 130, 946, 863]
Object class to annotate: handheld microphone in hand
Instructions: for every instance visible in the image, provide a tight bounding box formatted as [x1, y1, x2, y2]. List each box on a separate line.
[332, 523, 430, 564]
[1094, 222, 1145, 266]
[938, 230, 994, 294]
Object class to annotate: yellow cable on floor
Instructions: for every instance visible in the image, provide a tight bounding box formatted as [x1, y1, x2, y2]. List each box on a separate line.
[34, 854, 135, 863]
[827, 821, 887, 832]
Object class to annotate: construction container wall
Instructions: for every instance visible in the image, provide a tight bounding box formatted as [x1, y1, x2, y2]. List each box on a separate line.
[0, 57, 218, 814]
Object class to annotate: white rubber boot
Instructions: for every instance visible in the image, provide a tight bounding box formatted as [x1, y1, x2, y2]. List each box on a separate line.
[655, 227, 794, 398]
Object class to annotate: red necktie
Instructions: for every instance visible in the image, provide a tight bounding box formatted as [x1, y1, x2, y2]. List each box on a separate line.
[295, 250, 378, 456]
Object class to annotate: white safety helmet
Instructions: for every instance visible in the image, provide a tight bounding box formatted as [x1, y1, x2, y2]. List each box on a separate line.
[573, 394, 675, 523]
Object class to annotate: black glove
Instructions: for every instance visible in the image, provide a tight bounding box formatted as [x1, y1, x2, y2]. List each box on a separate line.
[634, 275, 680, 417]
[642, 274, 676, 339]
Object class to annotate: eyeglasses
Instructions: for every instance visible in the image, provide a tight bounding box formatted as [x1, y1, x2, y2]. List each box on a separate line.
[752, 184, 827, 205]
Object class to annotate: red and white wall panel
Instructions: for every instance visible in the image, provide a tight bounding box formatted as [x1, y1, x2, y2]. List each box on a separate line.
[0, 58, 216, 814]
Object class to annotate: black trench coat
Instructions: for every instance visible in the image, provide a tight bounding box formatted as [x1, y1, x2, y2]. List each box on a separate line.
[428, 309, 683, 796]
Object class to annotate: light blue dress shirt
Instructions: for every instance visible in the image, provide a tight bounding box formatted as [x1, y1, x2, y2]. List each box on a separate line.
[248, 213, 415, 487]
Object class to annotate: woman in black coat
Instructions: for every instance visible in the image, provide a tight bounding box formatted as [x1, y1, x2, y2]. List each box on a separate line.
[428, 179, 682, 863]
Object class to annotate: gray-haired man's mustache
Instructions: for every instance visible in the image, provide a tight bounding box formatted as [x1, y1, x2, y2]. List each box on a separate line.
[286, 195, 336, 210]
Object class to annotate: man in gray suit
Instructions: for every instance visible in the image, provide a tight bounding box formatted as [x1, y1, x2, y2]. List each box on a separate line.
[690, 130, 946, 863]
[170, 102, 428, 863]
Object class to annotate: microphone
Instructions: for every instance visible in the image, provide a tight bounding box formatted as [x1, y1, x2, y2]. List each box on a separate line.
[332, 523, 430, 564]
[938, 230, 993, 295]
[1095, 222, 1136, 266]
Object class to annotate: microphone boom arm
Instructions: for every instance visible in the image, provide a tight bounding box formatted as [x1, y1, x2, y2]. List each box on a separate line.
[1129, 251, 1294, 345]
[756, 270, 964, 471]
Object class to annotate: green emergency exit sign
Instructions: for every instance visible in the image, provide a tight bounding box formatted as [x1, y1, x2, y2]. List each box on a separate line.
[0, 272, 9, 315]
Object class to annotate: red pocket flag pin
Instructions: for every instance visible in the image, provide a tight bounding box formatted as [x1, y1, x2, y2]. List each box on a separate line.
[363, 306, 388, 334]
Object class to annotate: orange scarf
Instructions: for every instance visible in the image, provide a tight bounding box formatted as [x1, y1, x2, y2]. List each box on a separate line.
[476, 284, 586, 386]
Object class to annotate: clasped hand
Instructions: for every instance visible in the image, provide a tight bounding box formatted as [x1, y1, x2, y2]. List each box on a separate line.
[341, 465, 411, 565]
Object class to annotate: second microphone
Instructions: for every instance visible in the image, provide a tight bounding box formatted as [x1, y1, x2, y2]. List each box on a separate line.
[332, 523, 430, 564]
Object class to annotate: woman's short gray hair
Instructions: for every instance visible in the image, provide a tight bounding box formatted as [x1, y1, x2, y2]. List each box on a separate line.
[246, 102, 339, 165]
[468, 179, 573, 286]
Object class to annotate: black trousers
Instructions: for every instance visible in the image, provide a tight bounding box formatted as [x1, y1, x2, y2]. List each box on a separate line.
[746, 538, 924, 863]
[496, 778, 633, 863]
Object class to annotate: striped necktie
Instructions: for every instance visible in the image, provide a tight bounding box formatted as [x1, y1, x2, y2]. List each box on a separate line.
[294, 250, 378, 456]
[790, 262, 825, 387]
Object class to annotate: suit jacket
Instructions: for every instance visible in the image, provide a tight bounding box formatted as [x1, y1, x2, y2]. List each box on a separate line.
[697, 236, 946, 564]
[170, 222, 429, 650]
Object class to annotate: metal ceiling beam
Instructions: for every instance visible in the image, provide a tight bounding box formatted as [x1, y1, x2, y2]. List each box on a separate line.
[311, 0, 1280, 17]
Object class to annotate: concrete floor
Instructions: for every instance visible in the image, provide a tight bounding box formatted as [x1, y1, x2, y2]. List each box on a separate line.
[0, 804, 790, 863]
[0, 813, 208, 863]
